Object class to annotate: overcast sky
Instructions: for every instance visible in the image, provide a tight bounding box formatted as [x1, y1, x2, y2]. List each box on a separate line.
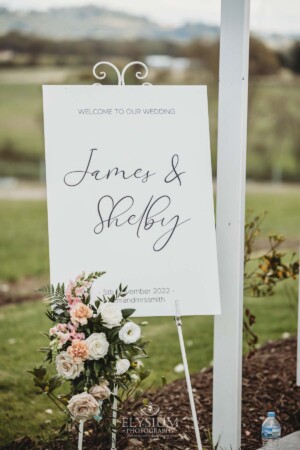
[1, 0, 300, 34]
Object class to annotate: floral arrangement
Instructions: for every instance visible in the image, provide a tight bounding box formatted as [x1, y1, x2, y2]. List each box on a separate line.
[30, 271, 149, 437]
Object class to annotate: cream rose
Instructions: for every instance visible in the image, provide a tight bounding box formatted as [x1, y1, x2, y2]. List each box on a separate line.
[70, 303, 93, 326]
[116, 358, 130, 375]
[56, 351, 84, 380]
[67, 392, 100, 421]
[119, 322, 141, 344]
[89, 381, 111, 400]
[85, 333, 109, 360]
[99, 302, 122, 329]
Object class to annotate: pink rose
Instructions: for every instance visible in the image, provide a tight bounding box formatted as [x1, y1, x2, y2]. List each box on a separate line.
[89, 381, 111, 400]
[67, 392, 100, 421]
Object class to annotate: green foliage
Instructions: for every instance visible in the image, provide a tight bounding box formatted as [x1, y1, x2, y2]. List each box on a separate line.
[28, 366, 64, 397]
[243, 210, 299, 355]
[244, 211, 299, 297]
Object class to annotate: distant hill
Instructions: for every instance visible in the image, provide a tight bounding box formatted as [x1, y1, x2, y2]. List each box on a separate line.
[0, 6, 298, 44]
[0, 6, 219, 41]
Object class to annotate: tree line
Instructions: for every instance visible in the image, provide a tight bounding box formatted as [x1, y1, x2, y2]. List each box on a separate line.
[0, 31, 299, 77]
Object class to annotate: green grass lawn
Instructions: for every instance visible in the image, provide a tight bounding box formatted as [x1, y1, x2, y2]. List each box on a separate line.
[0, 200, 49, 281]
[246, 188, 300, 238]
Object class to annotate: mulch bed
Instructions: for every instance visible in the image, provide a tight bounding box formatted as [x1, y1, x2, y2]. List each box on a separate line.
[2, 337, 300, 450]
[117, 336, 300, 449]
[0, 279, 42, 307]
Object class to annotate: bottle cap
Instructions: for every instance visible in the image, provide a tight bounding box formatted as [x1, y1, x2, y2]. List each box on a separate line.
[268, 412, 275, 417]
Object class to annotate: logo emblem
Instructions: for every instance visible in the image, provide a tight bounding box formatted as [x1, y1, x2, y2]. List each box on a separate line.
[139, 401, 160, 417]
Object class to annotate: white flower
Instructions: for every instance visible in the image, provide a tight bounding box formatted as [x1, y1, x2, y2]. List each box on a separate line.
[174, 363, 184, 374]
[67, 392, 100, 421]
[131, 359, 143, 370]
[56, 351, 84, 380]
[116, 358, 130, 375]
[85, 333, 109, 360]
[119, 322, 141, 344]
[89, 381, 111, 400]
[99, 302, 122, 329]
[130, 373, 140, 381]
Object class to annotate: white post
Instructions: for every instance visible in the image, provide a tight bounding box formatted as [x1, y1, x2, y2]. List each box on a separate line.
[175, 300, 202, 450]
[213, 1, 250, 449]
[297, 252, 300, 386]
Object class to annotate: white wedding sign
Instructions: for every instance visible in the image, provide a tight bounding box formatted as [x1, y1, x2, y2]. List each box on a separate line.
[43, 85, 220, 317]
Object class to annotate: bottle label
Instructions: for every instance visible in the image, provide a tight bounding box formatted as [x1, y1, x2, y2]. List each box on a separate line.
[262, 425, 281, 439]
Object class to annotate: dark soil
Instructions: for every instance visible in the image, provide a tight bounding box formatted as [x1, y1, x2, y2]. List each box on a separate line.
[118, 336, 300, 449]
[0, 278, 43, 307]
[2, 337, 300, 450]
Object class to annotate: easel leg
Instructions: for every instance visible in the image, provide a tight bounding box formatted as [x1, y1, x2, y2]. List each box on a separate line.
[175, 300, 202, 450]
[111, 384, 118, 450]
[78, 420, 84, 450]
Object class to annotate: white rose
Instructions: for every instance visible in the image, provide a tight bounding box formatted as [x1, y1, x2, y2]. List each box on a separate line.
[116, 358, 130, 375]
[89, 381, 111, 400]
[119, 322, 141, 344]
[85, 333, 109, 360]
[99, 302, 122, 329]
[67, 392, 100, 421]
[56, 351, 84, 380]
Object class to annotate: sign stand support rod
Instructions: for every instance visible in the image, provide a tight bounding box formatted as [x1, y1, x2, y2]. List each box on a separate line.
[78, 420, 84, 450]
[175, 300, 202, 450]
[213, 1, 250, 449]
[111, 385, 118, 450]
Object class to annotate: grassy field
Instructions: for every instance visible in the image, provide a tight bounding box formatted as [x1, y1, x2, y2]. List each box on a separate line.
[0, 70, 300, 181]
[246, 187, 300, 238]
[0, 187, 298, 445]
[0, 200, 49, 281]
[0, 85, 43, 157]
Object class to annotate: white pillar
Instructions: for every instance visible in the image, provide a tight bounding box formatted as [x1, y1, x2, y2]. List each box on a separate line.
[297, 250, 300, 386]
[213, 1, 251, 449]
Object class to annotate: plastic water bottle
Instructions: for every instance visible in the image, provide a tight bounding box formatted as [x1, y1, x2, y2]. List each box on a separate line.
[261, 411, 281, 448]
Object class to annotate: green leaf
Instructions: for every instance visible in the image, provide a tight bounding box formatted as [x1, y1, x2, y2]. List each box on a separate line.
[161, 376, 167, 386]
[59, 423, 67, 435]
[29, 366, 47, 381]
[121, 309, 135, 319]
[48, 376, 64, 393]
[139, 370, 151, 380]
[95, 300, 100, 309]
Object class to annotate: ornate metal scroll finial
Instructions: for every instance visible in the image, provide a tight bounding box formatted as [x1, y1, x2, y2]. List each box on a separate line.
[92, 61, 152, 86]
